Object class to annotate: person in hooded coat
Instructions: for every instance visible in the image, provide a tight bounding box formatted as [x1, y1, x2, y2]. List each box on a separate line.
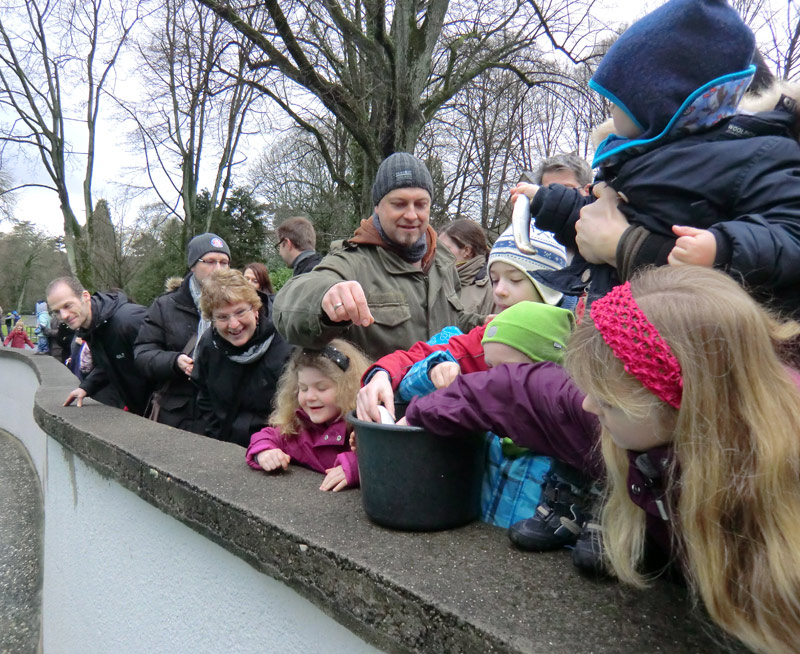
[134, 233, 231, 432]
[46, 277, 149, 415]
[191, 268, 293, 448]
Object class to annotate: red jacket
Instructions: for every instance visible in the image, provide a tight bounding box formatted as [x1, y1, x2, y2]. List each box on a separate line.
[363, 324, 489, 389]
[4, 329, 34, 349]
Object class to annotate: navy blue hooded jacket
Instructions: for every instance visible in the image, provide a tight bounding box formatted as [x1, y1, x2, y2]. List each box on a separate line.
[531, 101, 800, 317]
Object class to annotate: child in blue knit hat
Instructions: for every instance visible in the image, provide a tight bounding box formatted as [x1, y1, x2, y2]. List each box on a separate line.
[513, 0, 800, 317]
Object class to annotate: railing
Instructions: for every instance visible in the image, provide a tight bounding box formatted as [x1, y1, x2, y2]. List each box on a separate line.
[0, 348, 738, 654]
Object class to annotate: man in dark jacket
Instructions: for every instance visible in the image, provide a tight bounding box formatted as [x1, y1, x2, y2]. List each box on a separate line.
[134, 233, 230, 432]
[46, 277, 149, 415]
[276, 216, 322, 275]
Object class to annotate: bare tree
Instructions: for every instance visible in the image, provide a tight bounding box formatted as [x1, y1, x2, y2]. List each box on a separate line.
[197, 0, 603, 216]
[117, 0, 263, 253]
[0, 0, 142, 286]
[730, 0, 800, 80]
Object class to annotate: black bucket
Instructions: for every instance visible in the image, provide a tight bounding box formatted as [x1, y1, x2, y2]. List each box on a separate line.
[347, 407, 485, 531]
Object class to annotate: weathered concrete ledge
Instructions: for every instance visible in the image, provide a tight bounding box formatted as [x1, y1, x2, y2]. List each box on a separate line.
[5, 348, 744, 653]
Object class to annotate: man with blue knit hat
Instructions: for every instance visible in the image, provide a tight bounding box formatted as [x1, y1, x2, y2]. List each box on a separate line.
[274, 152, 485, 360]
[134, 232, 231, 432]
[512, 0, 800, 317]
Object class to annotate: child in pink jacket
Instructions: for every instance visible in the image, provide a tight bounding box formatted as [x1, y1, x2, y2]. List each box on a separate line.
[3, 321, 34, 349]
[247, 339, 370, 492]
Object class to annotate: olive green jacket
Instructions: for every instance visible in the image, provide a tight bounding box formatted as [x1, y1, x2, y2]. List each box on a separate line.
[456, 255, 495, 315]
[273, 240, 486, 360]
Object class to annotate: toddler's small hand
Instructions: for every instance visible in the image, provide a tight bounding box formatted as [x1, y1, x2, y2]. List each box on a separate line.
[430, 362, 461, 389]
[320, 465, 347, 492]
[668, 225, 717, 267]
[510, 183, 540, 205]
[257, 448, 291, 472]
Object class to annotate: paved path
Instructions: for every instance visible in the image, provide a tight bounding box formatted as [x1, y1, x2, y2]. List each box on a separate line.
[0, 429, 42, 654]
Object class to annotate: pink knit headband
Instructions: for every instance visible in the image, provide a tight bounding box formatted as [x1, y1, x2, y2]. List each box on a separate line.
[590, 282, 682, 409]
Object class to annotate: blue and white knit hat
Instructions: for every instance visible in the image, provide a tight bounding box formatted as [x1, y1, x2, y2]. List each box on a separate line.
[488, 224, 566, 306]
[591, 0, 755, 166]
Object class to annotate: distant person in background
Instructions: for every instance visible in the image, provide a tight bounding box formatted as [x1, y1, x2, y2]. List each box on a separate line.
[438, 219, 495, 314]
[47, 276, 149, 414]
[45, 312, 73, 364]
[534, 153, 592, 195]
[134, 233, 231, 432]
[243, 262, 275, 294]
[276, 216, 323, 276]
[3, 320, 34, 349]
[34, 300, 50, 354]
[192, 268, 293, 447]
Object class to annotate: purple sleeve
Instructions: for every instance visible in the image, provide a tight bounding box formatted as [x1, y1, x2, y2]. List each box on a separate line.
[246, 426, 286, 470]
[334, 450, 360, 487]
[405, 362, 604, 478]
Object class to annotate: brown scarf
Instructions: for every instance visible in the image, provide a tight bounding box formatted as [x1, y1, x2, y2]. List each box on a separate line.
[348, 218, 438, 273]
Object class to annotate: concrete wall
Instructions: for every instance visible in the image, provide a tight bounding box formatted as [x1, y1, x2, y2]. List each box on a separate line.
[0, 353, 378, 654]
[0, 349, 744, 654]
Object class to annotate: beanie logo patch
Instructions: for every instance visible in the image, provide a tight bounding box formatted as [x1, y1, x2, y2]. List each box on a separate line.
[210, 237, 224, 248]
[395, 170, 413, 185]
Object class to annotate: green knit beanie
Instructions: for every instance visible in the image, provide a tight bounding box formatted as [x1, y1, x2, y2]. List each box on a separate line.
[481, 301, 575, 364]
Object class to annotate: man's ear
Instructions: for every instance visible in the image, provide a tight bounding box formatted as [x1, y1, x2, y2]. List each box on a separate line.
[82, 290, 92, 302]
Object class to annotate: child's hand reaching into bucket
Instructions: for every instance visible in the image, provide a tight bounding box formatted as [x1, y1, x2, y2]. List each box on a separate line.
[320, 465, 348, 492]
[430, 362, 461, 389]
[257, 448, 291, 472]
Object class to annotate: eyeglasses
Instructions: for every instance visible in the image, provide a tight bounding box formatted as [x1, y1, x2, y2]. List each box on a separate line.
[197, 257, 230, 267]
[212, 306, 253, 324]
[277, 238, 287, 248]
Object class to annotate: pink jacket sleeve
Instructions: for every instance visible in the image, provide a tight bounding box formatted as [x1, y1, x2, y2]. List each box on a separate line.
[246, 426, 286, 470]
[334, 450, 360, 487]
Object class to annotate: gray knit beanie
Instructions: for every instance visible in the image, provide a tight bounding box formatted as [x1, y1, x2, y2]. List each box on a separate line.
[371, 153, 434, 205]
[187, 233, 231, 268]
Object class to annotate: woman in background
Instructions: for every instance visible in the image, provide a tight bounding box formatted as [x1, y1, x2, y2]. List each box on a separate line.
[243, 263, 275, 295]
[438, 220, 494, 314]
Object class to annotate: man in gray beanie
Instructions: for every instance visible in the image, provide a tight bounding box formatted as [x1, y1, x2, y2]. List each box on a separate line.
[134, 232, 231, 432]
[274, 152, 485, 365]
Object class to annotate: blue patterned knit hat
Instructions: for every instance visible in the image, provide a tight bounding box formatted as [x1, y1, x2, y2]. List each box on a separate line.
[488, 224, 566, 306]
[591, 0, 755, 167]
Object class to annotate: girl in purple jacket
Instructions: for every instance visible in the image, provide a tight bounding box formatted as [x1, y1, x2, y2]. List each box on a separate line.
[404, 265, 800, 654]
[247, 339, 370, 492]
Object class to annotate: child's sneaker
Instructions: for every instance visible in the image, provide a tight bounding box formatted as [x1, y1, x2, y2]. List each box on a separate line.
[508, 497, 584, 551]
[507, 465, 590, 551]
[571, 521, 606, 576]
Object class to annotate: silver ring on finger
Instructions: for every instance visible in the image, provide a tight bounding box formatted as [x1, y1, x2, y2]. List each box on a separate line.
[333, 302, 344, 309]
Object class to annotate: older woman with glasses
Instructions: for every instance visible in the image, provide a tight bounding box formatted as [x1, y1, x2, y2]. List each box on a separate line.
[191, 268, 293, 447]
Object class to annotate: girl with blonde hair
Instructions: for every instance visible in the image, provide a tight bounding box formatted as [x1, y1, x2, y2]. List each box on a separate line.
[247, 339, 371, 492]
[400, 265, 800, 654]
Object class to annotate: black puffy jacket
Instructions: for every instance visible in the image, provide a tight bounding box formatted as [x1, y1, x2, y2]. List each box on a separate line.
[532, 103, 800, 316]
[191, 294, 293, 447]
[134, 274, 207, 433]
[78, 292, 150, 415]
